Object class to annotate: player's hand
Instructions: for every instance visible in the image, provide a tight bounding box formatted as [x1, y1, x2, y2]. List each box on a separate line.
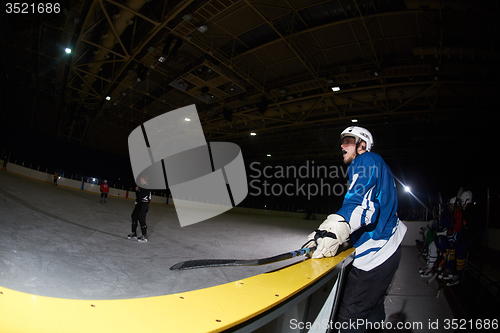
[305, 214, 350, 259]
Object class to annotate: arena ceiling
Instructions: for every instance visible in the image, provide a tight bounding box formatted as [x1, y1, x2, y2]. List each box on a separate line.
[1, 0, 499, 177]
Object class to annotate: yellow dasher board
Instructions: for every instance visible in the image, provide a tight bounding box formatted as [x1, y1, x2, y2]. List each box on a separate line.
[0, 248, 354, 333]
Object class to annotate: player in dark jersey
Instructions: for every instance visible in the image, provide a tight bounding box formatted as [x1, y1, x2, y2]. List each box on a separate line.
[128, 175, 151, 242]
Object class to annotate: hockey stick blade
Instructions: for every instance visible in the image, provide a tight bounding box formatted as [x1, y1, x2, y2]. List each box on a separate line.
[170, 247, 316, 271]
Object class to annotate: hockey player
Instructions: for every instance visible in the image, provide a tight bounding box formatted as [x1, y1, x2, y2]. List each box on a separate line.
[420, 199, 452, 278]
[100, 180, 110, 203]
[304, 126, 407, 333]
[419, 219, 438, 277]
[446, 191, 473, 286]
[128, 175, 151, 242]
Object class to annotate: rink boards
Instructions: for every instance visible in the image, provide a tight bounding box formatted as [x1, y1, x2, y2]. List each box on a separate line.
[0, 248, 354, 333]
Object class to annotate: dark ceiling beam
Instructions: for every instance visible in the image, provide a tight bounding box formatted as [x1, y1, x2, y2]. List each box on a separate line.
[243, 0, 320, 80]
[203, 10, 428, 118]
[88, 0, 196, 110]
[105, 0, 161, 27]
[58, 0, 195, 145]
[203, 78, 499, 142]
[98, 0, 141, 58]
[353, 0, 381, 69]
[233, 10, 423, 60]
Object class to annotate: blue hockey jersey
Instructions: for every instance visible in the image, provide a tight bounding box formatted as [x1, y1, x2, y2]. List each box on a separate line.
[337, 152, 406, 271]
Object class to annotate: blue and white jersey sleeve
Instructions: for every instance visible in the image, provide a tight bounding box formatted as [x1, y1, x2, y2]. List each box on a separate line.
[337, 154, 380, 233]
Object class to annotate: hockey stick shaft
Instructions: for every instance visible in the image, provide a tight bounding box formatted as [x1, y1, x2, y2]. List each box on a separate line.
[427, 272, 438, 284]
[170, 247, 316, 270]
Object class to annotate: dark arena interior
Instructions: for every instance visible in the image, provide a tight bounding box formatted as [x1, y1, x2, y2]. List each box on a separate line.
[1, 1, 499, 332]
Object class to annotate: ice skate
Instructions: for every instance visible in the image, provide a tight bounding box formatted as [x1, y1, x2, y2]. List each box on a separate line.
[446, 275, 460, 286]
[420, 267, 433, 277]
[419, 266, 428, 274]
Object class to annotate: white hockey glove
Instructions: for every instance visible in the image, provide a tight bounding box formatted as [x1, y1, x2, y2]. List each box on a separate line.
[303, 214, 350, 259]
[436, 229, 447, 236]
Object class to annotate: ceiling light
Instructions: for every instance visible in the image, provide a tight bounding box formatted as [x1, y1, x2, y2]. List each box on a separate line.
[64, 48, 72, 54]
[198, 25, 210, 33]
[250, 132, 256, 136]
[266, 154, 271, 157]
[351, 119, 358, 123]
[331, 86, 340, 92]
[182, 13, 193, 21]
[105, 96, 111, 101]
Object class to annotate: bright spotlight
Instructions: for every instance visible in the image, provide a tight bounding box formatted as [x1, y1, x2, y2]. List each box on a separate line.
[65, 48, 72, 54]
[404, 185, 411, 193]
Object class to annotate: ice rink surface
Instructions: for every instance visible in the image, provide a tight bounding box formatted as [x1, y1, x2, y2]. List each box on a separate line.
[0, 171, 317, 300]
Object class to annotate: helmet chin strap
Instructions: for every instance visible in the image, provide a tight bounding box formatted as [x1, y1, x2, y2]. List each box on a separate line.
[355, 142, 366, 156]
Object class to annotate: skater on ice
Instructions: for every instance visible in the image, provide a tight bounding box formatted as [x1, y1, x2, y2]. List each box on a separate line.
[100, 180, 110, 203]
[128, 174, 151, 242]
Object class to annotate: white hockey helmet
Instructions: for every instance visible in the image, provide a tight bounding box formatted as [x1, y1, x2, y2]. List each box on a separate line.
[340, 126, 374, 151]
[104, 180, 107, 183]
[460, 191, 473, 206]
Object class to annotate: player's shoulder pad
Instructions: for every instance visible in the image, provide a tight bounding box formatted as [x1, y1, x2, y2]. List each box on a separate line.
[355, 151, 383, 165]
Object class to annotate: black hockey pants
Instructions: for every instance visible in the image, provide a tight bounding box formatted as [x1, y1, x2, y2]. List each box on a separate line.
[131, 202, 149, 236]
[337, 246, 402, 333]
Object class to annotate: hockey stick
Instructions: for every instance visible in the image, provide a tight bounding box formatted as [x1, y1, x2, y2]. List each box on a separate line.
[170, 247, 316, 270]
[427, 272, 438, 284]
